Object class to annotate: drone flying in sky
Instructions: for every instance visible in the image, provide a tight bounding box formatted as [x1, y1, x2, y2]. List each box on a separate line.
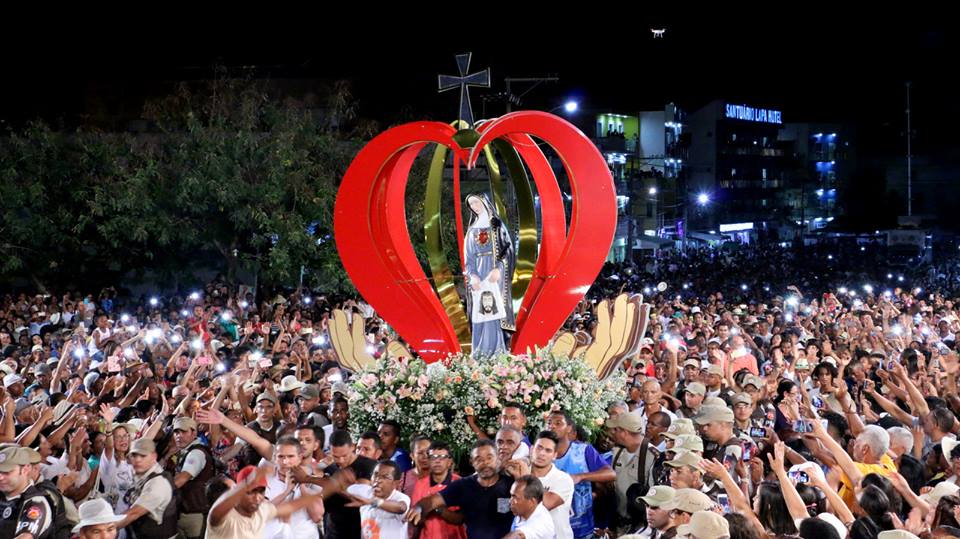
[651, 28, 666, 38]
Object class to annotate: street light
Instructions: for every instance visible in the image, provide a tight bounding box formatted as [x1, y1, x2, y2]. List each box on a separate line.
[649, 187, 658, 195]
[550, 100, 579, 114]
[697, 193, 710, 205]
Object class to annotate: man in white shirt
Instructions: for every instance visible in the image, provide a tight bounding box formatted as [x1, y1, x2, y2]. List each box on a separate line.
[505, 475, 556, 539]
[529, 431, 574, 539]
[261, 437, 324, 539]
[345, 460, 411, 538]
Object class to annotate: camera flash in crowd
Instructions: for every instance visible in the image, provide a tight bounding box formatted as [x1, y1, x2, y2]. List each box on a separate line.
[893, 325, 903, 336]
[123, 347, 135, 359]
[312, 336, 326, 346]
[838, 287, 848, 295]
[240, 300, 249, 309]
[170, 334, 182, 344]
[150, 297, 159, 307]
[887, 273, 893, 279]
[303, 296, 312, 304]
[216, 362, 226, 373]
[863, 284, 873, 294]
[180, 310, 189, 317]
[786, 296, 799, 308]
[73, 348, 85, 359]
[741, 284, 748, 291]
[221, 311, 232, 322]
[189, 292, 201, 301]
[120, 314, 130, 323]
[251, 351, 263, 361]
[191, 339, 203, 351]
[785, 314, 794, 322]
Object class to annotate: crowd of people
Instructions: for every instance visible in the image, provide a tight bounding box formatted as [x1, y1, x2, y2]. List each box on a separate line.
[4, 241, 960, 539]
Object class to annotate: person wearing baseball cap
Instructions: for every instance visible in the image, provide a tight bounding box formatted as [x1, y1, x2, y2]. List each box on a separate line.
[607, 411, 659, 528]
[114, 437, 181, 538]
[0, 445, 57, 539]
[680, 383, 706, 419]
[694, 405, 745, 490]
[171, 416, 214, 538]
[296, 384, 329, 428]
[676, 510, 730, 539]
[666, 451, 706, 490]
[662, 488, 716, 527]
[732, 393, 757, 436]
[701, 365, 735, 405]
[628, 486, 678, 539]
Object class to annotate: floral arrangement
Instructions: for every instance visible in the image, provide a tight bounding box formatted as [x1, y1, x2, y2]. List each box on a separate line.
[347, 350, 626, 450]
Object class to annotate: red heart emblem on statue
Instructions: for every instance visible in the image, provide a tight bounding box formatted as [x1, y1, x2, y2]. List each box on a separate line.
[334, 111, 617, 362]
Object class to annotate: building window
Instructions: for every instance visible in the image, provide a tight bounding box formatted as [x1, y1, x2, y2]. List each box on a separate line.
[731, 168, 737, 177]
[731, 133, 737, 142]
[762, 168, 767, 179]
[646, 202, 654, 217]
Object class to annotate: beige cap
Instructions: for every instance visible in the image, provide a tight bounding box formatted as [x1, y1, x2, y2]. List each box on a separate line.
[733, 393, 753, 406]
[639, 485, 676, 507]
[256, 392, 278, 405]
[0, 446, 41, 472]
[693, 405, 735, 424]
[665, 450, 705, 473]
[663, 418, 696, 440]
[684, 382, 706, 396]
[129, 437, 156, 456]
[742, 375, 763, 389]
[683, 359, 701, 369]
[676, 511, 730, 539]
[605, 411, 644, 434]
[672, 434, 704, 453]
[704, 365, 723, 376]
[703, 397, 727, 408]
[663, 488, 715, 513]
[172, 417, 197, 432]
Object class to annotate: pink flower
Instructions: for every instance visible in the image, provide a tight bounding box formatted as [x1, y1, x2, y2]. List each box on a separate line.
[417, 375, 429, 388]
[398, 386, 412, 399]
[360, 373, 379, 388]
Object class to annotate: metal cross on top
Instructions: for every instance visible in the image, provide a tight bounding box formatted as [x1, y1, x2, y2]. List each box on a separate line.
[438, 53, 490, 128]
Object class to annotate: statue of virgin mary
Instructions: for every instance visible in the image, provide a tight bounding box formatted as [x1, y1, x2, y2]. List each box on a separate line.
[463, 192, 515, 356]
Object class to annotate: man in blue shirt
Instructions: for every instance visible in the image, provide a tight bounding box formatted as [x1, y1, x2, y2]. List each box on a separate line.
[547, 410, 616, 539]
[379, 419, 413, 473]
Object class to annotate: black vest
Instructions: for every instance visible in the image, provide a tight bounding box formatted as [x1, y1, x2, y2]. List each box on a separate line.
[124, 470, 180, 539]
[176, 443, 215, 514]
[0, 484, 53, 539]
[35, 480, 71, 539]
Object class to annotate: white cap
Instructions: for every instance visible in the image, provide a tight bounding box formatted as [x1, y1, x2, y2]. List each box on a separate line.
[691, 307, 702, 314]
[3, 373, 24, 388]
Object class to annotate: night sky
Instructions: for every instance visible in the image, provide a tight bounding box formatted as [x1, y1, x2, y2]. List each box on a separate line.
[2, 16, 956, 158]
